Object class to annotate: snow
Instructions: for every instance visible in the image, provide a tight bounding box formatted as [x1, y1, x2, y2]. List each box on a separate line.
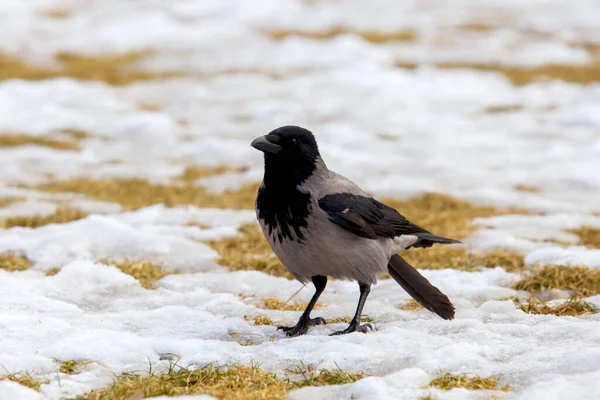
[1, 0, 600, 399]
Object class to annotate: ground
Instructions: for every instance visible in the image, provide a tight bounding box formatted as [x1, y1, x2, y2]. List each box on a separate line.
[0, 1, 600, 399]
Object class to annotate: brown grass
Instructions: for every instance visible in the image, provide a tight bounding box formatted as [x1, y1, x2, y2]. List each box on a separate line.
[399, 299, 424, 311]
[327, 316, 374, 324]
[514, 265, 600, 297]
[401, 247, 525, 272]
[60, 128, 91, 140]
[0, 253, 32, 272]
[514, 184, 541, 193]
[260, 297, 318, 312]
[245, 315, 274, 326]
[458, 23, 497, 32]
[99, 259, 170, 289]
[0, 373, 48, 391]
[45, 267, 62, 276]
[0, 208, 88, 229]
[0, 134, 79, 150]
[37, 178, 259, 211]
[267, 27, 415, 43]
[383, 193, 523, 241]
[208, 224, 291, 278]
[59, 360, 92, 375]
[0, 52, 174, 85]
[383, 193, 527, 272]
[395, 61, 600, 85]
[569, 226, 600, 249]
[179, 165, 247, 183]
[429, 372, 510, 391]
[516, 297, 597, 316]
[482, 104, 524, 114]
[79, 362, 365, 400]
[41, 9, 71, 19]
[291, 364, 365, 387]
[80, 364, 290, 400]
[0, 197, 22, 208]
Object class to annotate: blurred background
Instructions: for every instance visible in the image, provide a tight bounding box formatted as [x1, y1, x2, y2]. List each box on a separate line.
[1, 0, 599, 213]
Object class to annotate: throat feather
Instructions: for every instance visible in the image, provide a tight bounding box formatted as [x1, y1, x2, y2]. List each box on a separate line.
[257, 184, 311, 243]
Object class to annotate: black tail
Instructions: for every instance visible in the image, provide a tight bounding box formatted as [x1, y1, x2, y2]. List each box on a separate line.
[388, 254, 455, 320]
[412, 232, 461, 248]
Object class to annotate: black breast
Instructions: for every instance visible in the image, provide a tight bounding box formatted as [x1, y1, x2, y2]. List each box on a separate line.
[256, 184, 312, 243]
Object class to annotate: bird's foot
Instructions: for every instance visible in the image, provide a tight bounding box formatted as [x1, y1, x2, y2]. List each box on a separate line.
[278, 316, 327, 337]
[330, 320, 373, 336]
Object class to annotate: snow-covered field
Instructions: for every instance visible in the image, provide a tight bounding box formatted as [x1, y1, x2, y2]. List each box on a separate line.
[1, 1, 600, 399]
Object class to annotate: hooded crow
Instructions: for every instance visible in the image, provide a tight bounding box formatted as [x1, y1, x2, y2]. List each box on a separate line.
[251, 126, 459, 337]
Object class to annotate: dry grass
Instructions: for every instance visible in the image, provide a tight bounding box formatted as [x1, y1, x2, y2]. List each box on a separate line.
[37, 178, 259, 211]
[384, 193, 523, 241]
[429, 372, 510, 391]
[100, 259, 170, 289]
[0, 197, 22, 208]
[0, 134, 79, 150]
[399, 299, 424, 311]
[383, 193, 527, 272]
[246, 315, 274, 326]
[0, 208, 89, 229]
[208, 224, 291, 278]
[0, 373, 48, 391]
[395, 61, 600, 85]
[0, 253, 32, 272]
[41, 9, 72, 19]
[569, 226, 600, 249]
[0, 51, 174, 85]
[514, 184, 541, 193]
[179, 165, 247, 183]
[80, 364, 290, 400]
[260, 297, 318, 312]
[458, 23, 497, 32]
[60, 128, 91, 141]
[267, 27, 415, 43]
[514, 265, 600, 297]
[291, 364, 365, 388]
[401, 247, 525, 272]
[59, 360, 92, 375]
[482, 104, 524, 114]
[79, 362, 365, 400]
[326, 316, 374, 324]
[516, 297, 598, 316]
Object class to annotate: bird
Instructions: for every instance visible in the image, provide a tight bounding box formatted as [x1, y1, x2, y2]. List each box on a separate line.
[251, 125, 459, 337]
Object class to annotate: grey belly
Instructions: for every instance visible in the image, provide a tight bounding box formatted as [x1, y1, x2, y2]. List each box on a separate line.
[259, 215, 394, 285]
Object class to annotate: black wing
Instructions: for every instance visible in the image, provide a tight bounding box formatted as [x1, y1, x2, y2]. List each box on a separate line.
[318, 193, 459, 247]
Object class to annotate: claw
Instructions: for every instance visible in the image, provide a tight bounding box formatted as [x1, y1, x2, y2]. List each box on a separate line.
[278, 316, 327, 337]
[330, 321, 373, 336]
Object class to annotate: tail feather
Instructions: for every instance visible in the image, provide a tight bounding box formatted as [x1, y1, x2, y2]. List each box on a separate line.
[412, 232, 461, 248]
[388, 254, 455, 320]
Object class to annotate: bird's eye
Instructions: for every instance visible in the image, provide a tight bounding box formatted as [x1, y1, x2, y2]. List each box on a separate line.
[291, 138, 298, 145]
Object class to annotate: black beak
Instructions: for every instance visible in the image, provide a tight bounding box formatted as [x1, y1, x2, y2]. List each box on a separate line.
[251, 135, 282, 154]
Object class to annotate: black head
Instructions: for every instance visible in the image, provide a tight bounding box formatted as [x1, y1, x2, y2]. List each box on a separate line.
[251, 125, 321, 184]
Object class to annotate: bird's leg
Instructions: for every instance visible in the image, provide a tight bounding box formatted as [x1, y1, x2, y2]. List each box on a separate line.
[278, 275, 327, 337]
[331, 282, 373, 335]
